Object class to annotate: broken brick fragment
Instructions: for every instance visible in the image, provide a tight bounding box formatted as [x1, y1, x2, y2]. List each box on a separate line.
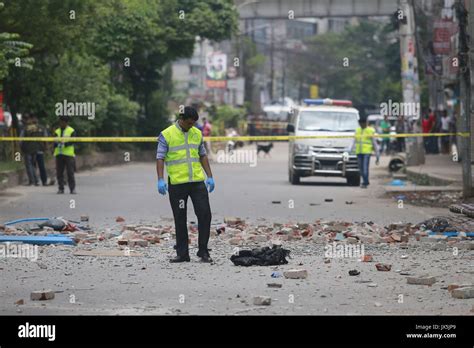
[375, 263, 392, 271]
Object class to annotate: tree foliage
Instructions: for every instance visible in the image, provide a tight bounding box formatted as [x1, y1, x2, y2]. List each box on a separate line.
[289, 20, 402, 107]
[0, 1, 33, 85]
[0, 0, 237, 146]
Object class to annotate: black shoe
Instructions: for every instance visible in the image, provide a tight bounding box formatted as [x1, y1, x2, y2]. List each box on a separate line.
[70, 190, 77, 194]
[197, 251, 213, 263]
[34, 182, 40, 186]
[169, 255, 190, 263]
[57, 189, 64, 194]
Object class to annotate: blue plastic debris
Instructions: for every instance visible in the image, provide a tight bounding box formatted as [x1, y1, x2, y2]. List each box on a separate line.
[335, 232, 345, 241]
[389, 179, 406, 186]
[271, 272, 282, 278]
[4, 217, 50, 226]
[427, 231, 474, 237]
[0, 235, 75, 245]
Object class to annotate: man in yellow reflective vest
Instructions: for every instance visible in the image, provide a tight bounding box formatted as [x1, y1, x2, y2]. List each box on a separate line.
[156, 107, 215, 263]
[349, 116, 380, 189]
[54, 116, 76, 194]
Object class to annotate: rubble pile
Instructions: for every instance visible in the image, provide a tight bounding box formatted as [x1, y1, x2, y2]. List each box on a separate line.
[1, 215, 472, 249]
[388, 191, 461, 207]
[214, 217, 472, 247]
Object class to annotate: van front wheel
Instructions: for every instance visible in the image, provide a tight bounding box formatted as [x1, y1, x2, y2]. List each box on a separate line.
[289, 170, 300, 185]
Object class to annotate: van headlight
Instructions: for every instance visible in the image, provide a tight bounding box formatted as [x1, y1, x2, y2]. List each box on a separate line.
[294, 144, 309, 154]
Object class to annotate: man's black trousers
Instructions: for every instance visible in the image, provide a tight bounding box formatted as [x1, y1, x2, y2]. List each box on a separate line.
[56, 155, 75, 192]
[168, 181, 211, 257]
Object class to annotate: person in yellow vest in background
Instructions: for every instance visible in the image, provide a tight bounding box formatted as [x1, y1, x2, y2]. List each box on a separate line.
[349, 116, 380, 189]
[156, 106, 215, 263]
[54, 116, 76, 194]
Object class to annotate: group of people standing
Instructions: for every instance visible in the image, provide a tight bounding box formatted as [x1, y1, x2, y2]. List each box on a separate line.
[422, 108, 456, 155]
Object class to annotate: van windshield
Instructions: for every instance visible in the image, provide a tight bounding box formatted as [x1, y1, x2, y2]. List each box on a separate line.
[298, 111, 359, 132]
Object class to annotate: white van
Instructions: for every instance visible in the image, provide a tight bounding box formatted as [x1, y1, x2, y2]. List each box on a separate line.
[287, 99, 360, 185]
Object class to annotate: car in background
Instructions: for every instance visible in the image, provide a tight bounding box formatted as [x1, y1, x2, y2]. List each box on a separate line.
[287, 98, 360, 186]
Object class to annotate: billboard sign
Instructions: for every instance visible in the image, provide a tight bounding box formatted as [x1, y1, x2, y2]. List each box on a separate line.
[206, 52, 227, 89]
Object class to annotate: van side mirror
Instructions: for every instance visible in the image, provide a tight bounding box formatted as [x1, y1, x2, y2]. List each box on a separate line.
[287, 124, 295, 133]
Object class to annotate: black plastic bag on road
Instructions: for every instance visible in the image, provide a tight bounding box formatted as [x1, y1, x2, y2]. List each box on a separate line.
[230, 246, 291, 266]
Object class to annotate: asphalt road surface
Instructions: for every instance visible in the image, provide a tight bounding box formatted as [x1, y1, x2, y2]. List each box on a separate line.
[1, 142, 472, 315]
[0, 142, 446, 225]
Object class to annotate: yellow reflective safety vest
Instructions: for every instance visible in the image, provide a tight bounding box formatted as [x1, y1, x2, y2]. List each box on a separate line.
[54, 126, 75, 157]
[355, 126, 375, 155]
[162, 124, 205, 185]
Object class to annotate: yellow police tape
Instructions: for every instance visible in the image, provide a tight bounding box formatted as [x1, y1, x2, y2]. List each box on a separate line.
[0, 132, 469, 142]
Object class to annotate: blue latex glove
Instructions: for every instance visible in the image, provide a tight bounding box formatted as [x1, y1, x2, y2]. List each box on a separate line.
[157, 178, 167, 195]
[206, 177, 215, 193]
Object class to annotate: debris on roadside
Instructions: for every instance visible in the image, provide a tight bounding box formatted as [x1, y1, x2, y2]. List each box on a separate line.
[2, 213, 470, 258]
[73, 249, 143, 257]
[388, 191, 461, 208]
[406, 275, 436, 286]
[30, 290, 55, 301]
[447, 283, 473, 292]
[348, 269, 360, 276]
[267, 283, 282, 288]
[0, 235, 75, 246]
[375, 263, 392, 272]
[283, 269, 308, 279]
[271, 272, 282, 278]
[451, 287, 474, 299]
[418, 217, 451, 232]
[253, 296, 271, 305]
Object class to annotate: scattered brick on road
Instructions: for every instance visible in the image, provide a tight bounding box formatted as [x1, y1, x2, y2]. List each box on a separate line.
[253, 296, 271, 305]
[283, 269, 308, 279]
[407, 276, 436, 286]
[31, 290, 55, 301]
[451, 287, 474, 299]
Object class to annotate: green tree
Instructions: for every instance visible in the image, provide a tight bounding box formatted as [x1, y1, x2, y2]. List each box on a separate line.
[0, 0, 237, 145]
[93, 0, 238, 135]
[0, 1, 33, 90]
[289, 20, 402, 107]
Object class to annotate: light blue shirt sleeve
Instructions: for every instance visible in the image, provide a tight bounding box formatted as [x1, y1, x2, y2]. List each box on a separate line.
[199, 139, 207, 157]
[156, 134, 168, 160]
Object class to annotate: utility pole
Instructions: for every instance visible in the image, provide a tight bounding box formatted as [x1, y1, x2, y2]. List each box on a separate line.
[456, 0, 473, 198]
[270, 23, 274, 101]
[399, 0, 424, 166]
